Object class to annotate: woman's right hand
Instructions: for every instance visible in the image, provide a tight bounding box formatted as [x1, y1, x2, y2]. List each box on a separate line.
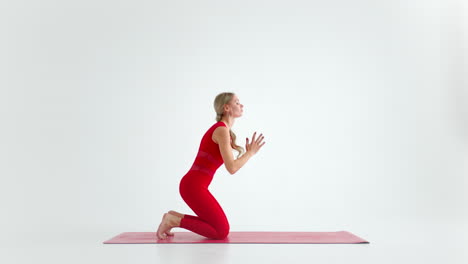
[246, 132, 265, 155]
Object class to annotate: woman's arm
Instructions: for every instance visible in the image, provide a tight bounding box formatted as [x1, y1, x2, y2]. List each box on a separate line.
[212, 126, 264, 175]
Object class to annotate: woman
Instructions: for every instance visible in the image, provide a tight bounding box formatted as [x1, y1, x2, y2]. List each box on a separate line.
[156, 92, 266, 240]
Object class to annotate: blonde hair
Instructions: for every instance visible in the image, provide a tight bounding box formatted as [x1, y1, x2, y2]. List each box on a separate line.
[214, 92, 245, 158]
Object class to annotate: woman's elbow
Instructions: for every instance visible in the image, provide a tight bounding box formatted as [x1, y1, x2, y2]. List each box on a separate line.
[225, 164, 236, 175]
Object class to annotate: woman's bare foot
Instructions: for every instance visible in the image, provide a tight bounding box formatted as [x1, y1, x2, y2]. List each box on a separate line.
[163, 211, 184, 236]
[168, 210, 185, 219]
[156, 213, 181, 240]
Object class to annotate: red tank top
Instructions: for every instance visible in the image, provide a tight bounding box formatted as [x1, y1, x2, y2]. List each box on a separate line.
[187, 121, 229, 177]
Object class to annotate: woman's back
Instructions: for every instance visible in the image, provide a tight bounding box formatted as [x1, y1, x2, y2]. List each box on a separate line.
[183, 121, 228, 186]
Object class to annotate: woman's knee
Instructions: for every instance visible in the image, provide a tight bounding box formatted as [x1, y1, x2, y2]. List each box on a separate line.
[214, 230, 229, 240]
[214, 223, 230, 239]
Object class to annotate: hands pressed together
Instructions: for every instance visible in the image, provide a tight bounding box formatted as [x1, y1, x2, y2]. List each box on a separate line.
[245, 132, 265, 155]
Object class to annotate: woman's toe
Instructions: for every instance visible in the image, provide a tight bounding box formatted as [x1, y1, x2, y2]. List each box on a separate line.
[157, 232, 167, 240]
[156, 223, 167, 239]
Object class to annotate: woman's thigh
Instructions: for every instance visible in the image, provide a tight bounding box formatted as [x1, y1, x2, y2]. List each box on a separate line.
[180, 185, 229, 228]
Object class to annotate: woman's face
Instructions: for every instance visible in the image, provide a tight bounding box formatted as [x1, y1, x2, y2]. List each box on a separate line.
[225, 95, 244, 117]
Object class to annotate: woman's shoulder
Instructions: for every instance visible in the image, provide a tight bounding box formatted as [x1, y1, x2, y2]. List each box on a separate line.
[210, 121, 227, 130]
[206, 121, 227, 137]
[211, 122, 229, 144]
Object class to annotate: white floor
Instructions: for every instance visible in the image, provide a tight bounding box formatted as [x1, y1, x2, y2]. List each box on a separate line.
[2, 218, 466, 264]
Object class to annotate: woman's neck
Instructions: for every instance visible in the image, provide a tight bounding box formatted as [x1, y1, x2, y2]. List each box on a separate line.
[220, 117, 235, 129]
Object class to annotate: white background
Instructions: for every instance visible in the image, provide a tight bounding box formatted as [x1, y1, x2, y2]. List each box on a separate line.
[1, 0, 467, 263]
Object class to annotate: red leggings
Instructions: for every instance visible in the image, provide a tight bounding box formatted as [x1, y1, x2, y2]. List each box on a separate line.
[179, 171, 230, 239]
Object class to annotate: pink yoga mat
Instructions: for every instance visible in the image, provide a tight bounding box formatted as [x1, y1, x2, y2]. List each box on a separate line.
[103, 231, 369, 244]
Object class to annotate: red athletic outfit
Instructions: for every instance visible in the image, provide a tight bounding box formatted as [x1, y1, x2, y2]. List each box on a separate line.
[179, 121, 230, 239]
